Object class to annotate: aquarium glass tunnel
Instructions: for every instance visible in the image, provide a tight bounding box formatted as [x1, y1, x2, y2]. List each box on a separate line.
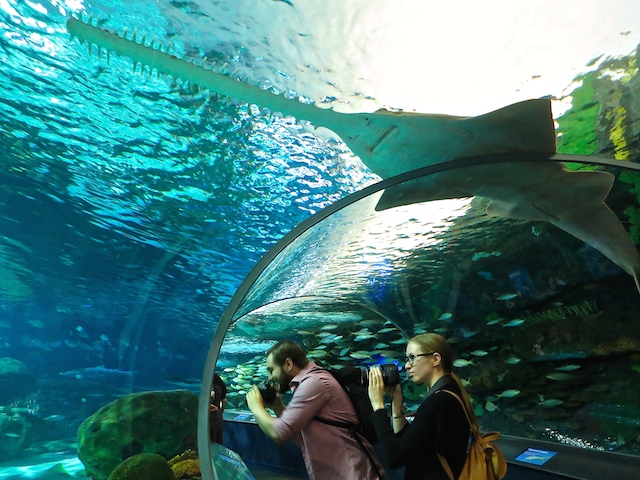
[200, 154, 640, 480]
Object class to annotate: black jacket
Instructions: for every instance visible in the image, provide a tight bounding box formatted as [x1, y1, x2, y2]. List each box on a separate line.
[371, 375, 470, 480]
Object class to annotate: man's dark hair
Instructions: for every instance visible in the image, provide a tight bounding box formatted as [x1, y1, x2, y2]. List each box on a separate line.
[267, 340, 309, 369]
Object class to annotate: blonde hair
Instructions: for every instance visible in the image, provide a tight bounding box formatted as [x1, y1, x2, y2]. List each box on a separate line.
[409, 333, 479, 434]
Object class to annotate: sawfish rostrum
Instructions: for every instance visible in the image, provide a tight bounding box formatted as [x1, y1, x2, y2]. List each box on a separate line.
[66, 16, 640, 291]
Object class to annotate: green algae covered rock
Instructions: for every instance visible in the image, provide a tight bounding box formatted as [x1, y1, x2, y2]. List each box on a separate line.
[107, 453, 176, 480]
[77, 390, 198, 480]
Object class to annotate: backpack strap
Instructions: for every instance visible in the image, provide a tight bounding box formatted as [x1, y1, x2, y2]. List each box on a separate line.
[314, 416, 382, 479]
[438, 389, 480, 440]
[434, 389, 475, 480]
[307, 367, 382, 479]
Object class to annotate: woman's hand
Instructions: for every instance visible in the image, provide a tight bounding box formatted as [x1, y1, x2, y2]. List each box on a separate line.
[367, 367, 386, 411]
[389, 383, 403, 405]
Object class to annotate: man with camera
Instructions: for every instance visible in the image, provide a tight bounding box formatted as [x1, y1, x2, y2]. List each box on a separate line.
[246, 340, 385, 480]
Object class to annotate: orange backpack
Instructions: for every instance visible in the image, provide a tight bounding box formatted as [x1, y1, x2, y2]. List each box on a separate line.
[436, 390, 507, 480]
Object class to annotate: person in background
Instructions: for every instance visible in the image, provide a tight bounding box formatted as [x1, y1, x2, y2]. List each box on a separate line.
[367, 333, 473, 480]
[210, 373, 227, 444]
[246, 340, 385, 480]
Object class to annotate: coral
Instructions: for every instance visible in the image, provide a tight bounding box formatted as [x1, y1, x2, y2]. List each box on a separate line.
[168, 449, 198, 466]
[107, 453, 176, 480]
[171, 459, 201, 479]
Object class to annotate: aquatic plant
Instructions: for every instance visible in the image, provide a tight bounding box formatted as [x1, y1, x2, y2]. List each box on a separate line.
[524, 300, 600, 324]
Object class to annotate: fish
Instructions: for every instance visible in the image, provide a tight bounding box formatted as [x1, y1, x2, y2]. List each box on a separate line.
[438, 313, 453, 321]
[350, 351, 372, 359]
[539, 398, 564, 408]
[502, 319, 525, 328]
[359, 320, 380, 327]
[496, 293, 519, 301]
[58, 366, 133, 379]
[453, 359, 475, 368]
[309, 350, 329, 358]
[537, 393, 564, 407]
[504, 355, 521, 365]
[486, 317, 505, 326]
[320, 335, 341, 344]
[379, 350, 403, 358]
[378, 327, 398, 334]
[496, 389, 521, 398]
[555, 364, 581, 371]
[321, 324, 339, 330]
[484, 400, 499, 412]
[546, 372, 575, 381]
[43, 414, 66, 421]
[461, 330, 478, 338]
[354, 333, 376, 341]
[65, 17, 640, 292]
[469, 349, 489, 357]
[460, 377, 472, 387]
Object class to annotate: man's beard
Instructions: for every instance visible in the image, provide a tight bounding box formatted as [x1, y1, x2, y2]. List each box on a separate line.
[277, 371, 294, 394]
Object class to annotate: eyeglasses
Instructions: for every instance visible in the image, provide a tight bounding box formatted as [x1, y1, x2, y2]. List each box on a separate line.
[405, 352, 436, 365]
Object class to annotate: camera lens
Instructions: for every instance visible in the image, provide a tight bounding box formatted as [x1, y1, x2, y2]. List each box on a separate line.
[381, 363, 400, 386]
[257, 381, 277, 403]
[359, 364, 400, 386]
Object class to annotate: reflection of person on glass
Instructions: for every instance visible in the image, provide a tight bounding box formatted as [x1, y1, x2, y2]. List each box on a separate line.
[210, 373, 227, 444]
[246, 340, 384, 480]
[368, 333, 474, 480]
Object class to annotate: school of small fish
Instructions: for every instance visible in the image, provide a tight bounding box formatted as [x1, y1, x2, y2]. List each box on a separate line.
[216, 300, 566, 416]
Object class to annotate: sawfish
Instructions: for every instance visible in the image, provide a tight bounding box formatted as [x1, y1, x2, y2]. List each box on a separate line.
[66, 16, 640, 291]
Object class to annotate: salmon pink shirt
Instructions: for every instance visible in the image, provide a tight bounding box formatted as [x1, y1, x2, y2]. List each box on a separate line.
[272, 361, 384, 480]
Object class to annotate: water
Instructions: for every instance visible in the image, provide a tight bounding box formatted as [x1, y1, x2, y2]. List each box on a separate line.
[1, 0, 640, 478]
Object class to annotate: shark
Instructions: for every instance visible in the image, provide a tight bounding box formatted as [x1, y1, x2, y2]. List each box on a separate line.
[65, 16, 640, 291]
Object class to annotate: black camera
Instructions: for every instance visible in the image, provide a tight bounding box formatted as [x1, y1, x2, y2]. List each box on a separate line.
[359, 364, 401, 386]
[257, 381, 278, 403]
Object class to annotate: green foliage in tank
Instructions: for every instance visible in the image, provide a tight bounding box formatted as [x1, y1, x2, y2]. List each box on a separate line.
[556, 73, 600, 156]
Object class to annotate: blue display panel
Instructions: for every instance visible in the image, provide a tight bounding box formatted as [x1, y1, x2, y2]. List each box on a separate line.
[515, 448, 558, 465]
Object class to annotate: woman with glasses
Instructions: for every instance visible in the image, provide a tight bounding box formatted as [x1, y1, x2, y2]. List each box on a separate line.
[367, 333, 476, 480]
